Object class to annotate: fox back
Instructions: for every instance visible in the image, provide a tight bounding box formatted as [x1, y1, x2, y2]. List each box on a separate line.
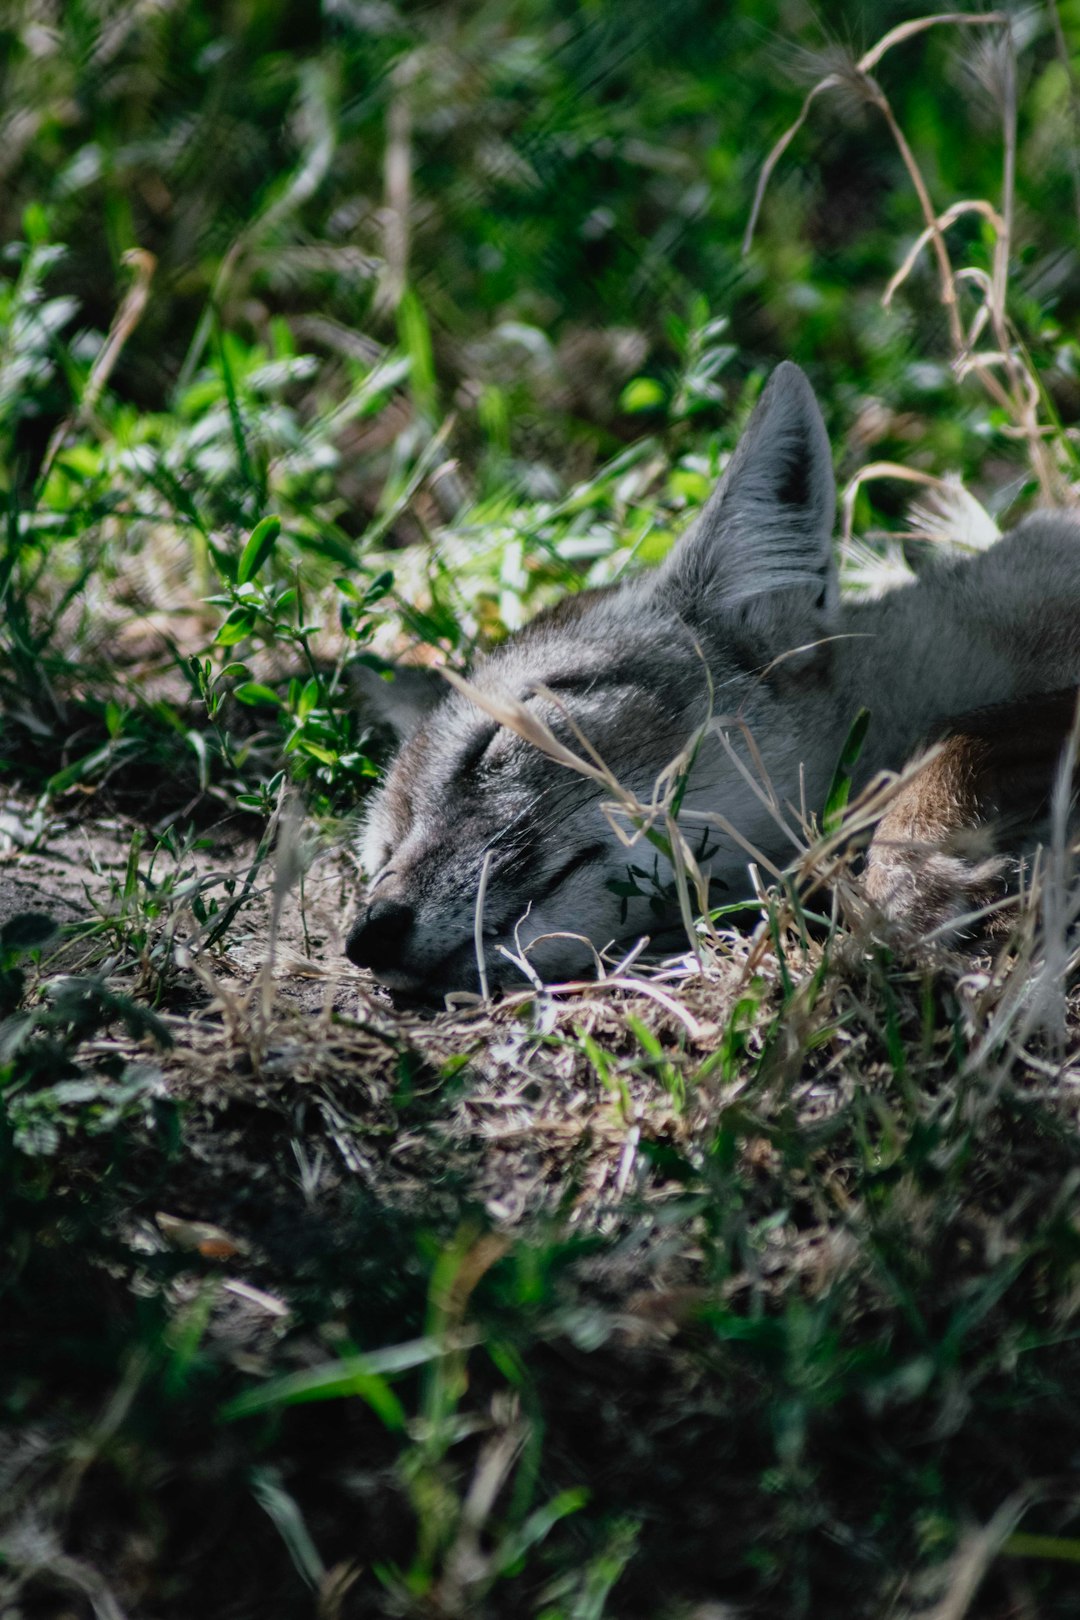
[348, 363, 1080, 995]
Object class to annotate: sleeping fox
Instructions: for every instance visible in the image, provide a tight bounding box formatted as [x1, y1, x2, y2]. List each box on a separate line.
[347, 363, 1080, 996]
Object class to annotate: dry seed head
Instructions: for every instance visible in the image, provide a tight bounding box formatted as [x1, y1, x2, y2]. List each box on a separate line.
[947, 11, 1032, 126]
[905, 478, 1000, 555]
[784, 43, 876, 117]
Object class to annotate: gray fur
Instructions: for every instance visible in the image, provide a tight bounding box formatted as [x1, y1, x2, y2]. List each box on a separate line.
[347, 363, 1080, 996]
[349, 659, 443, 739]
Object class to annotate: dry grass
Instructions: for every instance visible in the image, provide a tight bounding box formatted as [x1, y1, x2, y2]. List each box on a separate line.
[7, 804, 1076, 1615]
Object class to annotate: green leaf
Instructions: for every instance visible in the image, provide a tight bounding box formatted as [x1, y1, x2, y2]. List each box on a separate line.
[216, 327, 259, 496]
[237, 515, 281, 585]
[295, 677, 320, 721]
[492, 1488, 591, 1578]
[214, 606, 257, 647]
[293, 737, 337, 764]
[363, 569, 394, 604]
[0, 1010, 34, 1062]
[823, 707, 870, 835]
[619, 376, 666, 413]
[46, 744, 113, 795]
[396, 287, 437, 417]
[625, 1013, 663, 1060]
[22, 201, 49, 246]
[233, 682, 282, 707]
[220, 1333, 477, 1423]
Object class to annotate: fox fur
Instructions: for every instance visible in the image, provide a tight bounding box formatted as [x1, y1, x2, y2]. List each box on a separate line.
[348, 362, 1080, 995]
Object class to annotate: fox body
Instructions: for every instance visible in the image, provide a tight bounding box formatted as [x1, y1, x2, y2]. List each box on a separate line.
[348, 364, 1080, 995]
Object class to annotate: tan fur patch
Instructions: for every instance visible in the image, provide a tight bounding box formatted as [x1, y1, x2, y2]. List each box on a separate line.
[865, 689, 1079, 936]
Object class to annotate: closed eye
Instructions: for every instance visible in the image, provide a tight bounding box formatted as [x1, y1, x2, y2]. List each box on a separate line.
[532, 673, 602, 697]
[459, 726, 499, 774]
[542, 842, 609, 898]
[531, 669, 641, 698]
[482, 841, 609, 938]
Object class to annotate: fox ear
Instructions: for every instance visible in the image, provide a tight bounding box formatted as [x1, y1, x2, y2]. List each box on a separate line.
[659, 362, 836, 616]
[350, 659, 444, 740]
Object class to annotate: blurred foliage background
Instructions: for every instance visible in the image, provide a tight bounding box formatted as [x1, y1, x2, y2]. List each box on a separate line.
[4, 0, 1080, 510]
[2, 0, 1080, 814]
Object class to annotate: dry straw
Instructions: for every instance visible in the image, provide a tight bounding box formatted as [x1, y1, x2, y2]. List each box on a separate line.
[747, 10, 1073, 509]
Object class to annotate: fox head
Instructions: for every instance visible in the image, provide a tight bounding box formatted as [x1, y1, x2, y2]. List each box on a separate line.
[347, 362, 841, 997]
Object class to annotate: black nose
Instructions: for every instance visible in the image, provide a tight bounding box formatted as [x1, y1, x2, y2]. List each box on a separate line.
[345, 898, 416, 970]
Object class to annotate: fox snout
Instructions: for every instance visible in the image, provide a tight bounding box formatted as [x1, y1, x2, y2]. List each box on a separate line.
[345, 883, 487, 996]
[345, 897, 416, 973]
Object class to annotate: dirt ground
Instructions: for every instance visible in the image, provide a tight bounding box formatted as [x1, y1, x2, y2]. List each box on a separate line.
[0, 789, 712, 1235]
[7, 787, 1080, 1618]
[0, 789, 354, 995]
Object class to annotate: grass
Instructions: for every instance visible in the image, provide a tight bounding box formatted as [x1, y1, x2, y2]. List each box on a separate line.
[7, 901, 1080, 1616]
[3, 6, 1080, 1618]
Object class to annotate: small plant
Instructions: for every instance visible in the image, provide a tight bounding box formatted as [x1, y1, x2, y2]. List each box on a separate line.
[202, 512, 392, 814]
[223, 1228, 589, 1613]
[0, 929, 171, 1157]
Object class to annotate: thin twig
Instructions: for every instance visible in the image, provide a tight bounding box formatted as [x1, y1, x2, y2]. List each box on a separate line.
[474, 848, 494, 1001]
